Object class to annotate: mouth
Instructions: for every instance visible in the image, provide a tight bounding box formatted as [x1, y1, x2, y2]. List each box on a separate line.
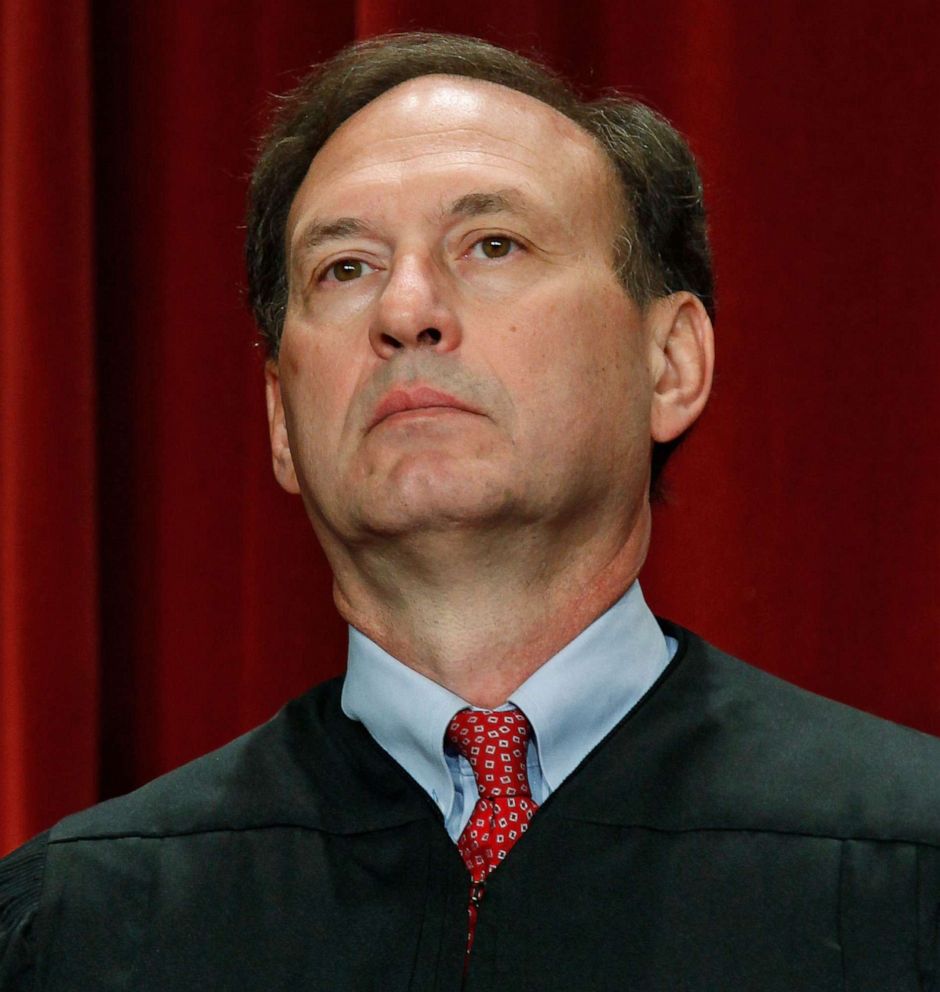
[368, 385, 482, 430]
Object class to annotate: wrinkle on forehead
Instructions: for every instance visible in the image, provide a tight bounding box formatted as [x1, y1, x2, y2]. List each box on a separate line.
[319, 141, 554, 184]
[307, 122, 601, 199]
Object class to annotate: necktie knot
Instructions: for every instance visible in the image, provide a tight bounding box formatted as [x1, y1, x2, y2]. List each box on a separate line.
[446, 708, 534, 799]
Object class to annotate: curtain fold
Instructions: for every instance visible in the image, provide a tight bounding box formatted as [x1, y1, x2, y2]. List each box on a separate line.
[1, 0, 98, 854]
[1, 1, 938, 855]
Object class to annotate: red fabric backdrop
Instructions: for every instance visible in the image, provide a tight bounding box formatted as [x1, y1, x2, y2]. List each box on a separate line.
[2, 0, 938, 855]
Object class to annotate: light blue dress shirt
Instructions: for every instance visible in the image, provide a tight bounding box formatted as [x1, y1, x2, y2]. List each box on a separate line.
[341, 581, 677, 842]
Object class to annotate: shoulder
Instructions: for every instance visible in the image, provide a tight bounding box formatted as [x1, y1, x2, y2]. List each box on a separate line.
[44, 674, 423, 845]
[571, 621, 940, 845]
[0, 676, 432, 987]
[0, 682, 350, 988]
[0, 675, 427, 984]
[48, 676, 347, 843]
[0, 831, 47, 990]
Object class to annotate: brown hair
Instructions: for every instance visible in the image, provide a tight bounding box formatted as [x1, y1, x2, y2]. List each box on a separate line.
[246, 31, 714, 487]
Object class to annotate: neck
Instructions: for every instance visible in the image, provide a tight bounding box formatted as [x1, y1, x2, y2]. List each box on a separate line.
[329, 506, 652, 708]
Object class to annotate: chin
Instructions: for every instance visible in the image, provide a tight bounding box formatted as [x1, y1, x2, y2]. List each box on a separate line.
[355, 472, 516, 537]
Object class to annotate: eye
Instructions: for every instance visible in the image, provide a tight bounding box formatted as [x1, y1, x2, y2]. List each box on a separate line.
[470, 236, 519, 260]
[321, 258, 376, 283]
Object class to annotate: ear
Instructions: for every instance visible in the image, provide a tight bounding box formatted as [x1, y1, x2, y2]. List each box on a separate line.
[264, 360, 301, 495]
[647, 292, 715, 443]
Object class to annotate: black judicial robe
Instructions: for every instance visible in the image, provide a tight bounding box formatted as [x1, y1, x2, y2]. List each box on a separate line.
[3, 624, 940, 991]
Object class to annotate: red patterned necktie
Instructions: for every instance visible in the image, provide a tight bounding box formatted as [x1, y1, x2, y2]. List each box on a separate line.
[446, 708, 539, 956]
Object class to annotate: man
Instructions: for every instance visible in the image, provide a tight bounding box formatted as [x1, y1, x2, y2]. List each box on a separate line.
[2, 32, 939, 991]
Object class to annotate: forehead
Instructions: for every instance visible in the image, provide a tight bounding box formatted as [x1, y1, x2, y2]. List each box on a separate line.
[287, 75, 620, 239]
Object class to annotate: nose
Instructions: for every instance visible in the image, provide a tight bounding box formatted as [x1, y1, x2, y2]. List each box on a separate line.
[369, 253, 462, 359]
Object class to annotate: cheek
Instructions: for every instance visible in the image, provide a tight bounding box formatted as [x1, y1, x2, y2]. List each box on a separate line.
[280, 330, 353, 421]
[503, 290, 651, 453]
[507, 289, 641, 390]
[277, 344, 359, 488]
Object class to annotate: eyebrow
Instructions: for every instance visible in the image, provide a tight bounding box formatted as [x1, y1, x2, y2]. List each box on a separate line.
[294, 217, 368, 258]
[445, 188, 533, 220]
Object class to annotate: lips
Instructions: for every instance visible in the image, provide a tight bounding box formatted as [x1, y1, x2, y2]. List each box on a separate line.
[369, 385, 480, 429]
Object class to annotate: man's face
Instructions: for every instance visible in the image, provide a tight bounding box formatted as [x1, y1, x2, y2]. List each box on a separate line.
[269, 76, 659, 552]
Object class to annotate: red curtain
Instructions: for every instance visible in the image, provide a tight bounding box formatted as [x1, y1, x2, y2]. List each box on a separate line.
[2, 0, 938, 855]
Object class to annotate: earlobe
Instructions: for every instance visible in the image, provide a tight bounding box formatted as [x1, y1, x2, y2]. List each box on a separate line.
[649, 293, 715, 443]
[264, 360, 301, 495]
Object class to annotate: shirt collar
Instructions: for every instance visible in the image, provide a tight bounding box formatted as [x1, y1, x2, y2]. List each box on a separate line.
[508, 581, 672, 792]
[342, 627, 464, 815]
[341, 581, 672, 819]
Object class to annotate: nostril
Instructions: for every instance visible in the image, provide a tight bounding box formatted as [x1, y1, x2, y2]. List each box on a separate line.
[417, 327, 442, 345]
[381, 333, 404, 349]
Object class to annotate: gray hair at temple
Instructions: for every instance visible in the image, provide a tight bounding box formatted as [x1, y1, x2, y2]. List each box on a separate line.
[245, 31, 715, 488]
